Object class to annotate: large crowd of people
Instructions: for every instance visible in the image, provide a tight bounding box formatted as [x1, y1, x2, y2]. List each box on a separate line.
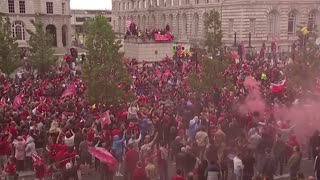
[0, 43, 319, 180]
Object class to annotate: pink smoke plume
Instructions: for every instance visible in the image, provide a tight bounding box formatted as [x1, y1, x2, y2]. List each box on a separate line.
[238, 76, 266, 115]
[273, 101, 320, 144]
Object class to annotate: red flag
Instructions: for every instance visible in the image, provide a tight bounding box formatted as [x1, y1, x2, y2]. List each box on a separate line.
[229, 50, 238, 60]
[121, 56, 129, 63]
[271, 78, 286, 93]
[182, 62, 187, 73]
[155, 68, 162, 78]
[31, 153, 44, 165]
[164, 69, 171, 76]
[61, 82, 76, 98]
[13, 92, 23, 107]
[126, 20, 132, 28]
[100, 110, 111, 128]
[88, 147, 117, 172]
[0, 98, 5, 106]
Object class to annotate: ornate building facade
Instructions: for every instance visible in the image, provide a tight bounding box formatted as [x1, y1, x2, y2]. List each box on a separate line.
[112, 0, 320, 52]
[70, 9, 112, 47]
[0, 0, 72, 49]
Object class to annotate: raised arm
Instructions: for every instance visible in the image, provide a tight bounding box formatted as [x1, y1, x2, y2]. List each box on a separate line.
[119, 131, 126, 143]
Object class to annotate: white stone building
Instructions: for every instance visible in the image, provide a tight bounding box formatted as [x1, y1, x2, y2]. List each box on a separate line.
[70, 9, 112, 46]
[112, 0, 320, 52]
[0, 0, 72, 49]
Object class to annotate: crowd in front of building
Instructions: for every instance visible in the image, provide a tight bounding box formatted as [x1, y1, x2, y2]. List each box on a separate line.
[0, 41, 320, 180]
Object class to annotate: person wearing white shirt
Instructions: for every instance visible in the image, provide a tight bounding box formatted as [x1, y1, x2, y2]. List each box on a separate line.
[64, 129, 75, 151]
[128, 133, 142, 150]
[233, 154, 244, 180]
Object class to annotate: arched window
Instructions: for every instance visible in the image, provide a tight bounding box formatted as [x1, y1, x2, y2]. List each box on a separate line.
[308, 11, 317, 32]
[12, 21, 25, 40]
[182, 13, 187, 34]
[288, 12, 296, 35]
[268, 11, 279, 35]
[193, 13, 199, 36]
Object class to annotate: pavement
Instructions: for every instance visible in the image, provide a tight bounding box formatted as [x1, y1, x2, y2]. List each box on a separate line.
[17, 158, 315, 180]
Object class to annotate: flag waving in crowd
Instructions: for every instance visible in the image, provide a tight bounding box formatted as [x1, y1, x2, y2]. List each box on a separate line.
[61, 82, 77, 98]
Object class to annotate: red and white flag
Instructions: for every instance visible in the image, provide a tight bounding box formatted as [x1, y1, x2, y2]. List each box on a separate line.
[13, 91, 23, 107]
[31, 153, 44, 165]
[271, 78, 286, 93]
[100, 110, 111, 128]
[126, 20, 132, 28]
[0, 98, 6, 106]
[229, 50, 238, 60]
[155, 68, 162, 78]
[61, 82, 76, 98]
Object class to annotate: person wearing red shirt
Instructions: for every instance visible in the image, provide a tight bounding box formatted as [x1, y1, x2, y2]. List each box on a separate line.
[132, 162, 148, 180]
[172, 169, 186, 180]
[124, 144, 139, 180]
[4, 157, 17, 180]
[0, 133, 9, 171]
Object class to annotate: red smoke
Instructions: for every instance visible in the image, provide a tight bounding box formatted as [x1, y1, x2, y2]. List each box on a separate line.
[238, 76, 266, 115]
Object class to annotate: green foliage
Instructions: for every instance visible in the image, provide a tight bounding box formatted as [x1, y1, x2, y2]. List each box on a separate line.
[82, 14, 132, 104]
[204, 10, 223, 58]
[188, 57, 231, 94]
[286, 24, 320, 92]
[0, 16, 21, 75]
[27, 21, 56, 74]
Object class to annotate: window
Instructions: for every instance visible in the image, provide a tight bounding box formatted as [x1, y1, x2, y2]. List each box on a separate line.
[12, 21, 25, 40]
[250, 18, 256, 35]
[132, 1, 135, 9]
[19, 1, 25, 13]
[107, 17, 112, 22]
[206, 0, 209, 3]
[119, 3, 121, 10]
[143, 0, 146, 8]
[195, 0, 199, 4]
[61, 3, 65, 14]
[171, 0, 174, 6]
[268, 11, 279, 35]
[288, 12, 296, 35]
[228, 19, 234, 36]
[156, 0, 160, 6]
[46, 2, 53, 14]
[308, 12, 317, 32]
[164, 0, 167, 6]
[138, 1, 141, 9]
[186, 0, 190, 4]
[178, 0, 181, 5]
[127, 2, 130, 9]
[8, 0, 15, 13]
[76, 17, 88, 22]
[123, 2, 125, 10]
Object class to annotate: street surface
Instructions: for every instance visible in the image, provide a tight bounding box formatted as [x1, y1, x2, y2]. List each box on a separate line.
[19, 158, 315, 180]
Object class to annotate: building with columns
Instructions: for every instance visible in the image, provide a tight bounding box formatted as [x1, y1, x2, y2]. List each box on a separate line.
[112, 0, 320, 52]
[70, 9, 112, 47]
[0, 0, 72, 49]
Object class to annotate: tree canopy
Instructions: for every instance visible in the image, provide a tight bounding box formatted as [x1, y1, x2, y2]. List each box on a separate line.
[27, 21, 56, 74]
[286, 24, 320, 93]
[0, 17, 21, 75]
[204, 10, 223, 58]
[82, 14, 132, 104]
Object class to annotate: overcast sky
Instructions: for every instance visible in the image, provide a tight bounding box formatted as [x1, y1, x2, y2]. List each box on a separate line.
[70, 0, 112, 10]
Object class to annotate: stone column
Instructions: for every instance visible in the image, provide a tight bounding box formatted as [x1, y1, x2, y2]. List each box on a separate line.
[56, 24, 63, 48]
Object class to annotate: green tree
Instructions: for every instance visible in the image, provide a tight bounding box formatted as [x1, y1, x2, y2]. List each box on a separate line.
[204, 10, 223, 58]
[188, 57, 232, 95]
[0, 16, 21, 75]
[82, 14, 132, 104]
[27, 21, 56, 74]
[286, 24, 320, 94]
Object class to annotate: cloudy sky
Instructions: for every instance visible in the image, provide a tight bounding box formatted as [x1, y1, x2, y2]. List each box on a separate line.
[70, 0, 112, 10]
